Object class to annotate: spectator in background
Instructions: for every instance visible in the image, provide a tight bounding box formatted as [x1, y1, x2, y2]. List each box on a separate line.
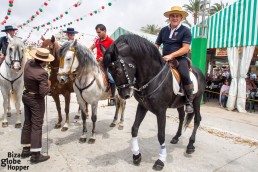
[220, 80, 230, 108]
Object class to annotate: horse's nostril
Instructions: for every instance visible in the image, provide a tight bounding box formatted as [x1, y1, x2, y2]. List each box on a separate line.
[125, 95, 130, 99]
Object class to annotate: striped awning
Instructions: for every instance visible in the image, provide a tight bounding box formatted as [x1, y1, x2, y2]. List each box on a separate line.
[191, 0, 258, 48]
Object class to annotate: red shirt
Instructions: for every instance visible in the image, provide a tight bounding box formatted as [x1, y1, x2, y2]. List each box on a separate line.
[95, 36, 114, 60]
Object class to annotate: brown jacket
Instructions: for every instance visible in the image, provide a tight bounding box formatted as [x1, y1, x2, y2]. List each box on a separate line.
[24, 60, 50, 97]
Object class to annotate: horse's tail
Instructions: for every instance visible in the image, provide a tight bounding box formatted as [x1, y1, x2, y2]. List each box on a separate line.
[184, 112, 194, 129]
[10, 90, 17, 104]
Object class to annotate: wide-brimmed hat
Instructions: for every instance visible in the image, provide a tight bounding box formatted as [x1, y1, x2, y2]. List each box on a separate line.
[164, 6, 188, 18]
[63, 27, 78, 34]
[1, 25, 18, 32]
[29, 48, 54, 62]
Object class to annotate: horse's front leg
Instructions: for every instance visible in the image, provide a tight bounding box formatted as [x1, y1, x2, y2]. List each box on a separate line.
[2, 91, 9, 127]
[110, 96, 119, 128]
[61, 92, 71, 131]
[79, 109, 88, 143]
[14, 90, 23, 128]
[171, 107, 185, 144]
[52, 94, 62, 129]
[118, 97, 126, 130]
[88, 102, 98, 144]
[131, 103, 147, 166]
[153, 110, 167, 171]
[186, 97, 201, 154]
[7, 93, 11, 117]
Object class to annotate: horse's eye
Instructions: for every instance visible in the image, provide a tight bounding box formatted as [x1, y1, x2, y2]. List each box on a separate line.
[9, 47, 13, 51]
[116, 68, 123, 76]
[66, 58, 72, 61]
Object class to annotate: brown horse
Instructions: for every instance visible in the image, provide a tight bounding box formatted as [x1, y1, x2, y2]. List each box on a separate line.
[41, 36, 88, 131]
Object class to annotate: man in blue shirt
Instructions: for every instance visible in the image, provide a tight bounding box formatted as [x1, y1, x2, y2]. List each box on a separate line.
[156, 6, 193, 113]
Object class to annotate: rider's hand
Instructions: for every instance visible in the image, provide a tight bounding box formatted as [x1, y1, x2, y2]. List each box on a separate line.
[163, 54, 174, 61]
[48, 80, 51, 87]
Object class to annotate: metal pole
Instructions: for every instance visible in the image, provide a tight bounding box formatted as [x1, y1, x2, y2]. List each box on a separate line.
[45, 90, 49, 155]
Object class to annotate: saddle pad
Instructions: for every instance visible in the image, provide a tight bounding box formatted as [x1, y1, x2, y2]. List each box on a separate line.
[172, 71, 198, 96]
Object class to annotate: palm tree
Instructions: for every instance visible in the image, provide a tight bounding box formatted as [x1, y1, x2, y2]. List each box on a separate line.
[183, 0, 204, 25]
[209, 1, 228, 15]
[140, 24, 161, 35]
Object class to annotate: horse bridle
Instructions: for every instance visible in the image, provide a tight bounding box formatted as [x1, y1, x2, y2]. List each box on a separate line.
[109, 57, 136, 90]
[109, 57, 169, 93]
[58, 47, 77, 79]
[5, 46, 23, 69]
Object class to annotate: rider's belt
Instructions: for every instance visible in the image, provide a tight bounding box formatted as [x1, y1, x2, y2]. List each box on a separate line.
[23, 89, 36, 95]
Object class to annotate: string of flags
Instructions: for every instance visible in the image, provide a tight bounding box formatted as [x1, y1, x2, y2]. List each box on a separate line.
[17, 0, 52, 28]
[1, 0, 15, 25]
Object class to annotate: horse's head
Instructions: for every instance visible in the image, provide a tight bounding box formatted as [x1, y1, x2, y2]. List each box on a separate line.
[5, 36, 26, 72]
[58, 40, 79, 84]
[41, 35, 60, 60]
[104, 42, 136, 99]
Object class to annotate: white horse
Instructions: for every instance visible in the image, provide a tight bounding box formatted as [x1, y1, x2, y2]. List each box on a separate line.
[58, 40, 126, 143]
[0, 35, 26, 128]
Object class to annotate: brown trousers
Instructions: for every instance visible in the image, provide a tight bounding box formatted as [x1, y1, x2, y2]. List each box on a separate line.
[21, 93, 45, 149]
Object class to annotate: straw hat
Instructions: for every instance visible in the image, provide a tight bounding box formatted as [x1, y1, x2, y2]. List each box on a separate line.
[29, 48, 54, 62]
[164, 6, 188, 18]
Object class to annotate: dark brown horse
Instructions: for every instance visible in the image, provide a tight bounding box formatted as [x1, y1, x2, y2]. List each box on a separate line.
[41, 36, 88, 131]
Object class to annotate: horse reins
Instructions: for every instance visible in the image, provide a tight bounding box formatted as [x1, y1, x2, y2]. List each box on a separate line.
[109, 58, 170, 97]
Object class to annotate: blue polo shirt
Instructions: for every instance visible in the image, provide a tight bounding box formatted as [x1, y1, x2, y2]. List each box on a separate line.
[156, 24, 192, 57]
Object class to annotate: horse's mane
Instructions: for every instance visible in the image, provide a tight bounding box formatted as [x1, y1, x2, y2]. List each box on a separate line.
[112, 34, 164, 65]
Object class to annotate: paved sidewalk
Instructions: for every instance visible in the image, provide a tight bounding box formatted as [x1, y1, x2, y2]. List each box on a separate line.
[0, 94, 258, 172]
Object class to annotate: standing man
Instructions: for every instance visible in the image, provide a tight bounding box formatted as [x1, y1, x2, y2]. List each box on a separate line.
[0, 25, 18, 65]
[155, 6, 193, 113]
[63, 27, 78, 42]
[89, 24, 116, 106]
[21, 48, 54, 163]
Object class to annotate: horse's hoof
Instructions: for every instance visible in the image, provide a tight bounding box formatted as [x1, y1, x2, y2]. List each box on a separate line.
[7, 113, 11, 117]
[152, 159, 164, 171]
[109, 123, 116, 127]
[88, 138, 96, 144]
[118, 125, 124, 130]
[61, 127, 68, 132]
[54, 124, 61, 129]
[133, 153, 142, 166]
[170, 138, 179, 144]
[74, 115, 80, 120]
[15, 123, 21, 128]
[186, 148, 195, 154]
[79, 138, 87, 143]
[2, 122, 8, 128]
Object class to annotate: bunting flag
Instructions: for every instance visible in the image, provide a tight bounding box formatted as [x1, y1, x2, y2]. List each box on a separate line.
[17, 0, 52, 28]
[43, 1, 114, 31]
[31, 0, 82, 30]
[1, 0, 15, 25]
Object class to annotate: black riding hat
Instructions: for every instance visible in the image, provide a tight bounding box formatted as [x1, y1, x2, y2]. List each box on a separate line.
[63, 28, 78, 34]
[1, 25, 18, 32]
